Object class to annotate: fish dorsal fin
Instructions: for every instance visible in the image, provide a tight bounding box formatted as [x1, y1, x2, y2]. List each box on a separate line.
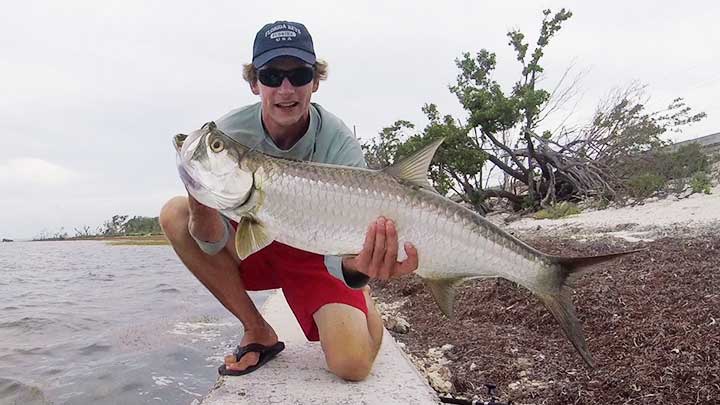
[234, 216, 274, 260]
[425, 277, 464, 319]
[384, 138, 444, 192]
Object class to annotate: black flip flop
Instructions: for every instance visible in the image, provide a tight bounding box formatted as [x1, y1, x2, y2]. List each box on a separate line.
[217, 341, 285, 376]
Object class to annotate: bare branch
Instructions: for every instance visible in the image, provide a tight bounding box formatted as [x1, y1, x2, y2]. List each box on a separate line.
[482, 128, 529, 176]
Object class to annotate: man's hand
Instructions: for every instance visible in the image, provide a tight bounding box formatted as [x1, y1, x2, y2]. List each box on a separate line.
[342, 217, 418, 280]
[187, 194, 225, 242]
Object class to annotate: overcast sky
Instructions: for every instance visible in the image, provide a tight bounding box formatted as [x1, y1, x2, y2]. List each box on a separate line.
[1, 0, 718, 239]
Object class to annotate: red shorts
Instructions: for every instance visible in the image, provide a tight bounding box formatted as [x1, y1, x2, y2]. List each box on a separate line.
[237, 240, 368, 341]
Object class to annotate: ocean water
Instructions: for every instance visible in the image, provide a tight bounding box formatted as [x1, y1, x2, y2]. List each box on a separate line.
[0, 240, 268, 404]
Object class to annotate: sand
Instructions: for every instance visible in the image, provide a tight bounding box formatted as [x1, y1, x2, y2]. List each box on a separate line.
[488, 184, 720, 241]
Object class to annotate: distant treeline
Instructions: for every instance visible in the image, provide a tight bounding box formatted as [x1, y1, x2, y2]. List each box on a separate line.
[34, 215, 162, 241]
[97, 215, 162, 237]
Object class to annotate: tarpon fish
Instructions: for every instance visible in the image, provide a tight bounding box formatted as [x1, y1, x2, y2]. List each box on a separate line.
[174, 122, 639, 368]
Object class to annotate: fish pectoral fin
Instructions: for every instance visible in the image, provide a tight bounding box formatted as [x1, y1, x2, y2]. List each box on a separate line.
[235, 216, 274, 260]
[383, 138, 444, 192]
[426, 277, 464, 319]
[253, 166, 265, 191]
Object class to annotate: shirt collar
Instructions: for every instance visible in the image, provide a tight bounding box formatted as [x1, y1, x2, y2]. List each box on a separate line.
[256, 104, 319, 161]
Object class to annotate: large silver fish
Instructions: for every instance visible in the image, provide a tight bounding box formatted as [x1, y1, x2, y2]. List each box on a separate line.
[174, 122, 638, 368]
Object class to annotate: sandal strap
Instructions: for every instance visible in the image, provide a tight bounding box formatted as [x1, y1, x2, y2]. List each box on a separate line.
[234, 343, 275, 359]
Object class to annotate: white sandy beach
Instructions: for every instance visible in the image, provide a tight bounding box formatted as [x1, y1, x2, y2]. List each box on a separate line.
[488, 183, 720, 241]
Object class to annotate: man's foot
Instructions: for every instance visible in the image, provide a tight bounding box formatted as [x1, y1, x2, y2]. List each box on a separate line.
[223, 326, 279, 373]
[218, 342, 285, 376]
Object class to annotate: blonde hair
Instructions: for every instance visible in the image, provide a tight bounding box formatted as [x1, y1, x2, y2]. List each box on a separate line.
[242, 59, 328, 84]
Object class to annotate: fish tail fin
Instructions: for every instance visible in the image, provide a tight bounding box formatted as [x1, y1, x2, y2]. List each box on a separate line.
[551, 248, 644, 278]
[538, 286, 594, 368]
[541, 249, 643, 368]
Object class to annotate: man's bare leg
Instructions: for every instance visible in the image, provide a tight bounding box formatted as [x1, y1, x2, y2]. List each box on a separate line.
[160, 196, 277, 372]
[313, 287, 384, 381]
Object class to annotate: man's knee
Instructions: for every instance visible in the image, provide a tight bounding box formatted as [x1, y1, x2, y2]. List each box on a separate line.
[159, 196, 189, 239]
[325, 345, 373, 381]
[315, 303, 376, 381]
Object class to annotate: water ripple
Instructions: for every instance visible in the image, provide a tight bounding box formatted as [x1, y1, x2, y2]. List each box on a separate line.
[0, 378, 50, 405]
[12, 347, 49, 356]
[85, 272, 116, 282]
[0, 317, 54, 332]
[40, 368, 63, 377]
[77, 343, 112, 356]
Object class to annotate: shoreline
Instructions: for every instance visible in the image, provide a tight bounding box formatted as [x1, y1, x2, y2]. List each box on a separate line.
[21, 235, 169, 246]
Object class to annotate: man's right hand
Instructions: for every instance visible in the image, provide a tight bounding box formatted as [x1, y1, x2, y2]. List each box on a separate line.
[341, 216, 418, 281]
[187, 194, 226, 242]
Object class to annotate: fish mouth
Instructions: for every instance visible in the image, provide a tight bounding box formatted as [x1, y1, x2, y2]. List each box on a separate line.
[177, 161, 200, 191]
[173, 134, 187, 153]
[177, 156, 251, 211]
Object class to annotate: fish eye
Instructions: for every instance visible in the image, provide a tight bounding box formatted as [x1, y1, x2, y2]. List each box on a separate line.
[209, 138, 225, 153]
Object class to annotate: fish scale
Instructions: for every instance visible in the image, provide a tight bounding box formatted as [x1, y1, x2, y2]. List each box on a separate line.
[254, 158, 543, 285]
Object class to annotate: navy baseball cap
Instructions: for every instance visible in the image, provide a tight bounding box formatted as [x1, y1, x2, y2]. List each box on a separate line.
[252, 21, 316, 68]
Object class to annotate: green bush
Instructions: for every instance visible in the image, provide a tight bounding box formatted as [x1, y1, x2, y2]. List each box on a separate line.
[627, 173, 666, 198]
[592, 197, 611, 210]
[521, 195, 536, 210]
[662, 143, 710, 179]
[666, 178, 688, 193]
[690, 171, 712, 194]
[620, 144, 709, 199]
[534, 202, 582, 219]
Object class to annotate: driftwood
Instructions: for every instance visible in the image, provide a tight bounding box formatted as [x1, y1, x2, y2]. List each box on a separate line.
[480, 126, 620, 208]
[475, 85, 704, 209]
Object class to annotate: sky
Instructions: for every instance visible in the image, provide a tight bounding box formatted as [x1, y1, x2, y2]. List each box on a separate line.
[1, 0, 718, 239]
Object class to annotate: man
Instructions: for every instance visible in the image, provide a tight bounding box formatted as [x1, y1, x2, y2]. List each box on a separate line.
[160, 20, 418, 381]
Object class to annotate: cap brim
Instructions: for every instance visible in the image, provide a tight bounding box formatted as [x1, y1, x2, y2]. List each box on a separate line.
[253, 47, 316, 68]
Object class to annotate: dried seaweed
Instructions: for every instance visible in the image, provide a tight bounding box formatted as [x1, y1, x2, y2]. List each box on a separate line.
[372, 235, 720, 404]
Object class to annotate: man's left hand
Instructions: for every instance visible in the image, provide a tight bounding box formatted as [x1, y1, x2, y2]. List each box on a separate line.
[342, 217, 418, 280]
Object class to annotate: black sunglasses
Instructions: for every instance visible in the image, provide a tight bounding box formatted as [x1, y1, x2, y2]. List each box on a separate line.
[257, 66, 315, 88]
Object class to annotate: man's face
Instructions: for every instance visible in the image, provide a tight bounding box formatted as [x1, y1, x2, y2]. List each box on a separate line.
[251, 57, 319, 131]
